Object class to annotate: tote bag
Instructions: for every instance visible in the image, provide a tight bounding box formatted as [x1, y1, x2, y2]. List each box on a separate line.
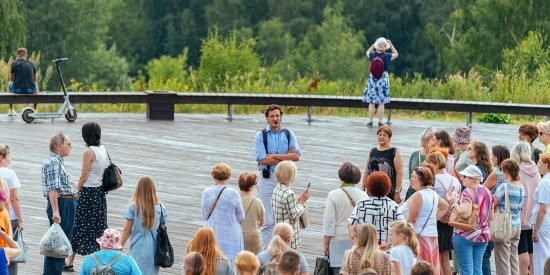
[155, 204, 174, 268]
[448, 188, 480, 231]
[490, 183, 512, 243]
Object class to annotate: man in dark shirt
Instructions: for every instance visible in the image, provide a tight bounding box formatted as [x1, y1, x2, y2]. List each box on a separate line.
[7, 48, 39, 116]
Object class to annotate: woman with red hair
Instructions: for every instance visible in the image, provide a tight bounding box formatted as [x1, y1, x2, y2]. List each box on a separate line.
[349, 171, 404, 247]
[186, 227, 236, 274]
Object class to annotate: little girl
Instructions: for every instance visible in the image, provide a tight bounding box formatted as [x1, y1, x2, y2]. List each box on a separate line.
[389, 220, 419, 275]
[0, 145, 22, 227]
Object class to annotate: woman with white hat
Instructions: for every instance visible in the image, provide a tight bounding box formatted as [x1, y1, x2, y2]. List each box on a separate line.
[449, 165, 494, 275]
[363, 37, 398, 127]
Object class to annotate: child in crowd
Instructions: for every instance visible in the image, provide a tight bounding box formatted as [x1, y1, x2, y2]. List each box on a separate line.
[389, 220, 419, 275]
[0, 189, 11, 247]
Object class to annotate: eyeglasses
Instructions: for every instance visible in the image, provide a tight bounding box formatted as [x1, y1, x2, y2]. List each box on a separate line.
[377, 133, 390, 138]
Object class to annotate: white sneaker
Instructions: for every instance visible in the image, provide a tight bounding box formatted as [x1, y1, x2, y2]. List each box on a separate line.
[7, 110, 17, 116]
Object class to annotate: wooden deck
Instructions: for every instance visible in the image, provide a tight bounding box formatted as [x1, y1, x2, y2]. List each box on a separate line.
[0, 112, 527, 274]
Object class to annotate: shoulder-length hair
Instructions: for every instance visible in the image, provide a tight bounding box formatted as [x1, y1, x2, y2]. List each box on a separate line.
[81, 122, 101, 146]
[275, 160, 297, 185]
[130, 176, 160, 231]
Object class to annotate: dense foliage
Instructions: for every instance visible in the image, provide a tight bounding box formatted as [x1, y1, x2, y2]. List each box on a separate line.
[1, 0, 549, 101]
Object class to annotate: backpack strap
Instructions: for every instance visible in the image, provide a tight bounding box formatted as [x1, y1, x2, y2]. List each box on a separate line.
[261, 128, 292, 171]
[90, 253, 103, 267]
[105, 252, 126, 267]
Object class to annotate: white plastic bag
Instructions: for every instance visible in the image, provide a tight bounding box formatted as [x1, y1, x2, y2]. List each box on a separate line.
[39, 223, 72, 258]
[11, 228, 27, 263]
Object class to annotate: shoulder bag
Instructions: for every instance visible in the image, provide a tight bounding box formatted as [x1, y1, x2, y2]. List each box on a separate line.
[341, 187, 356, 207]
[448, 187, 480, 231]
[436, 177, 453, 223]
[102, 149, 123, 192]
[155, 204, 174, 267]
[313, 256, 331, 275]
[490, 182, 512, 243]
[207, 187, 227, 220]
[299, 204, 310, 229]
[418, 192, 436, 235]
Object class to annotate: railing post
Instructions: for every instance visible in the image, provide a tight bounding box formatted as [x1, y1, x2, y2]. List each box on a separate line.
[227, 104, 233, 121]
[386, 109, 392, 125]
[145, 90, 176, 120]
[466, 112, 472, 128]
[307, 106, 312, 122]
[546, 115, 549, 122]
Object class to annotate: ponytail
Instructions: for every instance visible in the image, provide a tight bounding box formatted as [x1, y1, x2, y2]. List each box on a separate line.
[267, 235, 288, 262]
[390, 221, 420, 256]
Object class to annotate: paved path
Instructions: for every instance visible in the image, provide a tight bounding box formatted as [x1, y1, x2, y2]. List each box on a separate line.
[0, 113, 525, 274]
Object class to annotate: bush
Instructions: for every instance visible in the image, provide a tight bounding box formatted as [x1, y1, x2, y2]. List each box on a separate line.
[476, 113, 513, 124]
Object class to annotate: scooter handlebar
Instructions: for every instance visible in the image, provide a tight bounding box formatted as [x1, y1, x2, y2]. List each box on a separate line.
[52, 58, 69, 63]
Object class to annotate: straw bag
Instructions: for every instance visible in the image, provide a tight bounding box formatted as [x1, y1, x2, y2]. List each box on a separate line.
[448, 188, 479, 231]
[299, 205, 309, 229]
[490, 183, 512, 243]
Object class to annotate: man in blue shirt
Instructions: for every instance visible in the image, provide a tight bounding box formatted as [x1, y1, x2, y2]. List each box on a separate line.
[254, 104, 300, 247]
[42, 132, 78, 275]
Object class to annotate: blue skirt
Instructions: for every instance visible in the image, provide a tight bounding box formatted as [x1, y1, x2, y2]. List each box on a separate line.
[362, 71, 390, 104]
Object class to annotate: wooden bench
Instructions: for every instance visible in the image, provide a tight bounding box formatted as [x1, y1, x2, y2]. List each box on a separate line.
[1, 91, 548, 125]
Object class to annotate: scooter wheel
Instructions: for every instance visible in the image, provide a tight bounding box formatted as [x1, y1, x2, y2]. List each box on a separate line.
[21, 108, 35, 123]
[65, 108, 77, 122]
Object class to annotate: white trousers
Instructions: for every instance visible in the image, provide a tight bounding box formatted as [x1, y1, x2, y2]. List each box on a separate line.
[533, 227, 550, 275]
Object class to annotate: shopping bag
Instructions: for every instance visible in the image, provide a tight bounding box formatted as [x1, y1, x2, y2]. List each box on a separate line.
[39, 223, 72, 258]
[11, 228, 27, 263]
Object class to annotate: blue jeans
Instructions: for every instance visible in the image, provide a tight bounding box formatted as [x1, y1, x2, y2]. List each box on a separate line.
[452, 234, 488, 275]
[482, 241, 494, 275]
[9, 81, 37, 94]
[43, 197, 77, 275]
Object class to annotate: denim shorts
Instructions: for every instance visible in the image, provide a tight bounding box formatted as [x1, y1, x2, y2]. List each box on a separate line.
[8, 81, 37, 94]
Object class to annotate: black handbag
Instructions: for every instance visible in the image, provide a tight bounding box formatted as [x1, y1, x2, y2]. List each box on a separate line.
[102, 150, 123, 192]
[314, 256, 332, 275]
[155, 204, 174, 268]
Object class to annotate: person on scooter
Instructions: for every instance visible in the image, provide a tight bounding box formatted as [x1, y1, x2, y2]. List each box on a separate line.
[7, 48, 39, 116]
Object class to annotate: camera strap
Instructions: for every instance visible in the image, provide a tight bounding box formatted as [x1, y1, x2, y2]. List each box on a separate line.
[261, 128, 291, 172]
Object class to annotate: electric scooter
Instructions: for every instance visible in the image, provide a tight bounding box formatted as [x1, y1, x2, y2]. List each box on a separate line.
[21, 58, 77, 123]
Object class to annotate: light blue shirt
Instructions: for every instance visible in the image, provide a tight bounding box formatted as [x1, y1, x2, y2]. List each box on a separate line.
[80, 250, 142, 275]
[254, 126, 300, 172]
[257, 250, 309, 272]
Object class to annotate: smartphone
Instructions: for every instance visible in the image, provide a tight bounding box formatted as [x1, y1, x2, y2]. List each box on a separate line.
[307, 182, 311, 188]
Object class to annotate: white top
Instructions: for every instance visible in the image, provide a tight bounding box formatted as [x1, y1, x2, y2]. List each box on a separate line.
[0, 167, 21, 219]
[445, 154, 455, 175]
[323, 186, 368, 267]
[323, 186, 368, 240]
[84, 145, 110, 188]
[400, 188, 439, 237]
[530, 173, 550, 228]
[434, 173, 461, 198]
[389, 245, 417, 275]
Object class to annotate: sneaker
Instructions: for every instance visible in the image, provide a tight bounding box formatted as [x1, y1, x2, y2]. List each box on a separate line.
[63, 265, 74, 272]
[7, 110, 17, 116]
[378, 122, 384, 127]
[366, 122, 373, 127]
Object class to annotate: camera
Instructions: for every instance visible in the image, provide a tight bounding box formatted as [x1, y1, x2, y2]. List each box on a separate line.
[262, 168, 271, 179]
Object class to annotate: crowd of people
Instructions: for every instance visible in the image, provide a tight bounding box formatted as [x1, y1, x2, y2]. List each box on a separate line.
[1, 103, 550, 275]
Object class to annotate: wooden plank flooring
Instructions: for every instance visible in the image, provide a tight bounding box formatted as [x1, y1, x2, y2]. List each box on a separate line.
[0, 112, 527, 274]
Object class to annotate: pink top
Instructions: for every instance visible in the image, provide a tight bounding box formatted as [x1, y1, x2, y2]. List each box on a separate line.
[519, 161, 541, 230]
[453, 186, 493, 242]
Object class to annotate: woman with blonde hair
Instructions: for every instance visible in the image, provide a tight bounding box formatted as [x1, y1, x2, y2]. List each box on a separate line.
[235, 251, 260, 275]
[389, 220, 420, 275]
[271, 160, 310, 250]
[238, 172, 264, 254]
[406, 127, 436, 200]
[340, 223, 394, 275]
[256, 223, 309, 274]
[537, 121, 550, 153]
[121, 176, 167, 274]
[186, 227, 236, 275]
[201, 163, 245, 262]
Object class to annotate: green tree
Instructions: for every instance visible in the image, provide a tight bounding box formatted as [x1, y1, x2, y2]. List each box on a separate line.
[0, 0, 27, 58]
[256, 18, 296, 66]
[23, 0, 129, 89]
[197, 30, 260, 90]
[273, 4, 366, 81]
